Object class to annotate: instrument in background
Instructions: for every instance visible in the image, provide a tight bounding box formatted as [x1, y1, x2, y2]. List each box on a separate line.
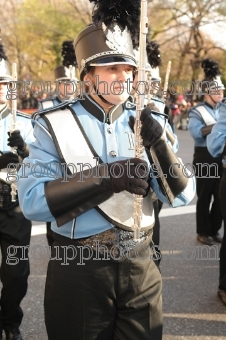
[162, 61, 171, 103]
[69, 64, 76, 100]
[10, 63, 17, 202]
[132, 0, 148, 240]
[150, 60, 172, 117]
[69, 65, 75, 81]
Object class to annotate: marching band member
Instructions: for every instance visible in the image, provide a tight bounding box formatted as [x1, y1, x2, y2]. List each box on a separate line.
[0, 41, 34, 340]
[39, 40, 78, 111]
[207, 101, 226, 306]
[188, 58, 224, 245]
[17, 1, 195, 338]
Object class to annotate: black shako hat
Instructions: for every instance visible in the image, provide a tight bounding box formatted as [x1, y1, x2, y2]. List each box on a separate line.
[73, 0, 141, 80]
[146, 40, 162, 82]
[54, 40, 77, 81]
[201, 58, 225, 93]
[54, 65, 72, 81]
[74, 23, 137, 80]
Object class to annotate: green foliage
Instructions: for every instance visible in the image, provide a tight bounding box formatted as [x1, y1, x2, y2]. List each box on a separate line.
[1, 0, 225, 85]
[15, 0, 85, 80]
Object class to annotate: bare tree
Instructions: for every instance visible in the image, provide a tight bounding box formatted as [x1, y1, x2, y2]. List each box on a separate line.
[148, 0, 226, 83]
[67, 0, 92, 25]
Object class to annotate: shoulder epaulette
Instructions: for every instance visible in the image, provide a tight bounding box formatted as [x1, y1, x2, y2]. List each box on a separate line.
[39, 95, 61, 104]
[16, 110, 32, 118]
[32, 98, 79, 120]
[152, 96, 164, 104]
[196, 102, 203, 107]
[125, 100, 136, 110]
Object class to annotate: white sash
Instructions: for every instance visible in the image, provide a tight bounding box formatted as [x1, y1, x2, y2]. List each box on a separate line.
[196, 106, 216, 126]
[0, 171, 8, 184]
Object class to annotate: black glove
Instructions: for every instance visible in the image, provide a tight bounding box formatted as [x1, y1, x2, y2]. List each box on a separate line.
[147, 102, 160, 112]
[129, 107, 163, 148]
[0, 152, 19, 169]
[108, 158, 149, 195]
[7, 130, 26, 152]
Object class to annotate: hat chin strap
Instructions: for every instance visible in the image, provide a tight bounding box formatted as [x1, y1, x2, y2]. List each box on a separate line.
[83, 68, 115, 106]
[93, 85, 115, 106]
[209, 95, 218, 106]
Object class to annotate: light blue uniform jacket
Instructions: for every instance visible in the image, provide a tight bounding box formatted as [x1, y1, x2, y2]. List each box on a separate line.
[188, 102, 219, 147]
[17, 96, 195, 239]
[206, 102, 226, 165]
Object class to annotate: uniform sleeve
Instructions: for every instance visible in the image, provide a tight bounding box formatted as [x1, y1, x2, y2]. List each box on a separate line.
[149, 113, 195, 206]
[151, 113, 179, 152]
[166, 122, 179, 153]
[188, 107, 205, 141]
[149, 162, 196, 207]
[17, 118, 59, 222]
[207, 103, 226, 157]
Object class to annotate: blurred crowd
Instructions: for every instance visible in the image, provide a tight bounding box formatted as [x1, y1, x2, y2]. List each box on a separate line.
[166, 92, 198, 132]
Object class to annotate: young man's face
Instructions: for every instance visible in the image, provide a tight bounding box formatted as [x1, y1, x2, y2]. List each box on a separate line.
[150, 80, 161, 95]
[57, 81, 75, 99]
[85, 64, 135, 106]
[0, 82, 8, 104]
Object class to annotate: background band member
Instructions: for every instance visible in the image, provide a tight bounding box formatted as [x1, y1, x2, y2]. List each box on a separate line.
[188, 58, 224, 245]
[39, 40, 78, 111]
[207, 101, 226, 306]
[132, 39, 178, 251]
[0, 41, 34, 340]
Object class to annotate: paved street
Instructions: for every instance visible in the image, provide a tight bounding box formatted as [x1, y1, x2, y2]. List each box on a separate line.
[4, 129, 226, 339]
[160, 129, 226, 340]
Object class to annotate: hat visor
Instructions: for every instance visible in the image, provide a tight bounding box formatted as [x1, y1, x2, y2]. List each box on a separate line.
[89, 56, 137, 68]
[56, 77, 71, 81]
[151, 77, 161, 82]
[209, 85, 225, 91]
[0, 76, 12, 83]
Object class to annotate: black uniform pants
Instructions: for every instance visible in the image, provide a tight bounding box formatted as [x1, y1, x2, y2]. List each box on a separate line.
[152, 199, 163, 247]
[218, 168, 226, 291]
[0, 206, 31, 333]
[45, 232, 163, 340]
[46, 222, 54, 248]
[193, 147, 222, 236]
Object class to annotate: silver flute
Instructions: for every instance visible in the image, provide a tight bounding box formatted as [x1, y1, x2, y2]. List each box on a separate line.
[10, 63, 17, 202]
[132, 0, 148, 240]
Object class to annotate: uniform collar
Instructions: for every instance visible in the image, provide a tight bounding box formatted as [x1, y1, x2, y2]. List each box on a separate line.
[204, 101, 216, 110]
[79, 95, 124, 123]
[0, 104, 10, 119]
